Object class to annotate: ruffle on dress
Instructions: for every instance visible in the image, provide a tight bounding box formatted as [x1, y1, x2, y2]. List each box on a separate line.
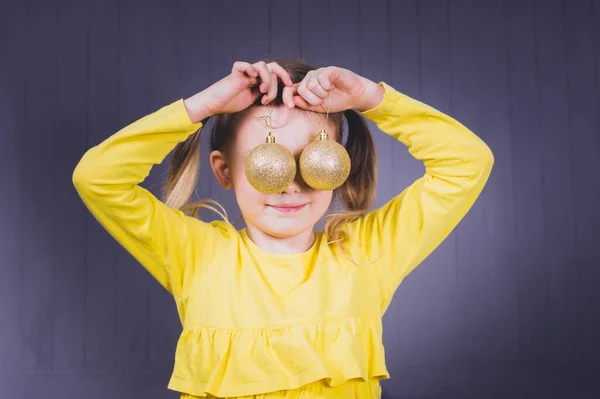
[167, 313, 389, 398]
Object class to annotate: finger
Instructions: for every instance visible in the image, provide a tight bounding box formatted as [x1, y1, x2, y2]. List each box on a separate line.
[298, 71, 327, 105]
[306, 75, 329, 98]
[292, 94, 314, 110]
[282, 84, 297, 108]
[262, 71, 278, 104]
[320, 66, 354, 92]
[253, 61, 271, 93]
[246, 77, 259, 88]
[250, 86, 263, 102]
[316, 72, 333, 92]
[232, 61, 258, 78]
[298, 83, 323, 106]
[267, 62, 294, 86]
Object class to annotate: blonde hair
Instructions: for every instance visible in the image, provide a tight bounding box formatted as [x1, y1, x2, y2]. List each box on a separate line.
[162, 57, 377, 247]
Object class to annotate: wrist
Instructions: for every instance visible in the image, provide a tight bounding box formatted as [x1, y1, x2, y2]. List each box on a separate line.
[355, 79, 385, 112]
[184, 91, 214, 123]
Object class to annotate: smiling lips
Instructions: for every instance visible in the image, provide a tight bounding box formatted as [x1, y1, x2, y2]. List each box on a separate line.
[268, 203, 307, 213]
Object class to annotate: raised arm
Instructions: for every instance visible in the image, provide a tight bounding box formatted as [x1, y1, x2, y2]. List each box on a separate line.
[72, 99, 228, 299]
[346, 82, 494, 311]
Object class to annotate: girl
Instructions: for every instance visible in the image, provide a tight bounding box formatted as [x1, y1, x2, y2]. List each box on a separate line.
[73, 58, 494, 399]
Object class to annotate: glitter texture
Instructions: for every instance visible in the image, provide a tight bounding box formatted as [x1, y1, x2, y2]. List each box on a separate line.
[245, 143, 297, 194]
[300, 138, 351, 191]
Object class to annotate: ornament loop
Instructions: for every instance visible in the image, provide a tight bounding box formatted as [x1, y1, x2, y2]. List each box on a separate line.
[254, 114, 273, 129]
[246, 100, 296, 194]
[300, 88, 351, 191]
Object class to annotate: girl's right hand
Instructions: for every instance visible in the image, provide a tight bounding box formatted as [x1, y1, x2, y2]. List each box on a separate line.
[195, 61, 294, 118]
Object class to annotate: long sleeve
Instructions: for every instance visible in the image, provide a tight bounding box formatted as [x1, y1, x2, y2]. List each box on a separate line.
[72, 99, 229, 300]
[346, 82, 494, 311]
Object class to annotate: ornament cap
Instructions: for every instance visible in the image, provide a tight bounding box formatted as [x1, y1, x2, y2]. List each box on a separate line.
[265, 131, 276, 143]
[314, 128, 329, 141]
[319, 129, 328, 140]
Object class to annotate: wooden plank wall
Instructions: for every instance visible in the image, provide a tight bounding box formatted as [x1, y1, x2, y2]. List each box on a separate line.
[0, 0, 598, 398]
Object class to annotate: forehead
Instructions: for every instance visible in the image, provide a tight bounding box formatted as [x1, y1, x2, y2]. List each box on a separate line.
[235, 105, 336, 158]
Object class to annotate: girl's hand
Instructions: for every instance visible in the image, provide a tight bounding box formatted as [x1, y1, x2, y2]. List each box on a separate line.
[282, 66, 384, 113]
[190, 60, 294, 119]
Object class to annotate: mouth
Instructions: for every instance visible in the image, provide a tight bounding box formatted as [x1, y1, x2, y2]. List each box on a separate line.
[267, 203, 308, 213]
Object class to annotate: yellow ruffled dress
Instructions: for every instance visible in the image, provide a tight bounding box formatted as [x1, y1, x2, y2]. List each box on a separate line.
[73, 82, 493, 398]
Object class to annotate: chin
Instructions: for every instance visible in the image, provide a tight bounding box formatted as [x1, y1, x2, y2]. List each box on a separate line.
[253, 212, 316, 237]
[262, 220, 314, 238]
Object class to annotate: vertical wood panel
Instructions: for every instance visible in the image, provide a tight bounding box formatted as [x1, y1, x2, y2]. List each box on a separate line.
[116, 0, 153, 370]
[21, 0, 57, 371]
[85, 0, 119, 372]
[414, 0, 460, 371]
[53, 0, 88, 371]
[300, 0, 331, 66]
[533, 0, 579, 368]
[300, 0, 335, 68]
[381, 1, 427, 394]
[359, 0, 395, 211]
[563, 0, 600, 369]
[477, 0, 521, 369]
[0, 0, 25, 370]
[594, 8, 600, 356]
[506, 0, 549, 370]
[146, 0, 184, 371]
[330, 0, 360, 73]
[448, 0, 490, 372]
[269, 0, 301, 59]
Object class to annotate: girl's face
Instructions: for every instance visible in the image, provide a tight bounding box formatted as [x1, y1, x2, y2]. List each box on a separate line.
[210, 105, 335, 239]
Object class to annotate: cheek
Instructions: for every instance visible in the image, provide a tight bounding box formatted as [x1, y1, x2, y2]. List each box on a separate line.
[231, 171, 267, 213]
[310, 190, 333, 210]
[229, 158, 254, 191]
[234, 180, 263, 202]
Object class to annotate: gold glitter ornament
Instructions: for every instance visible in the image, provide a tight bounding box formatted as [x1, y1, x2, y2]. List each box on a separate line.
[245, 108, 297, 194]
[300, 128, 351, 190]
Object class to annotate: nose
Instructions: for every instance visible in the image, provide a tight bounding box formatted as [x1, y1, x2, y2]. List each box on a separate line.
[281, 165, 306, 194]
[282, 177, 302, 194]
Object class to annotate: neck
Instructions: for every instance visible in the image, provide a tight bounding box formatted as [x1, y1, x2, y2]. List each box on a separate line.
[245, 225, 316, 255]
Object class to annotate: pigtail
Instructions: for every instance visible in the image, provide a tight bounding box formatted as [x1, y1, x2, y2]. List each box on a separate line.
[339, 109, 377, 212]
[162, 116, 228, 221]
[324, 109, 377, 245]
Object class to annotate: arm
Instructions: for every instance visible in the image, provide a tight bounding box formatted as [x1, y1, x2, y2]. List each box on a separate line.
[346, 82, 494, 310]
[72, 98, 227, 299]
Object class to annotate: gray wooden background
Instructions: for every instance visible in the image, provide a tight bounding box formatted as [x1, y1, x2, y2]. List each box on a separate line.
[1, 0, 599, 398]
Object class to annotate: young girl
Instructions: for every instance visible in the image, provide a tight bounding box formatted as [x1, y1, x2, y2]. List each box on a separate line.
[73, 58, 494, 399]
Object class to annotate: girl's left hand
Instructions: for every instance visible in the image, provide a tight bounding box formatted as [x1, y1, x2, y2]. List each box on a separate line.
[282, 66, 383, 113]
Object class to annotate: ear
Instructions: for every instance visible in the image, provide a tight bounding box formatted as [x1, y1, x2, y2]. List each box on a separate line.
[209, 150, 233, 190]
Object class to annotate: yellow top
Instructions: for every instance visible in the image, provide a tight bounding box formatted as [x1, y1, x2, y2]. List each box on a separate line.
[72, 82, 494, 398]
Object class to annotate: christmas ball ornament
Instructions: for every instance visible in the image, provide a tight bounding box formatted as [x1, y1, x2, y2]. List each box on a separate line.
[245, 132, 297, 194]
[300, 129, 351, 190]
